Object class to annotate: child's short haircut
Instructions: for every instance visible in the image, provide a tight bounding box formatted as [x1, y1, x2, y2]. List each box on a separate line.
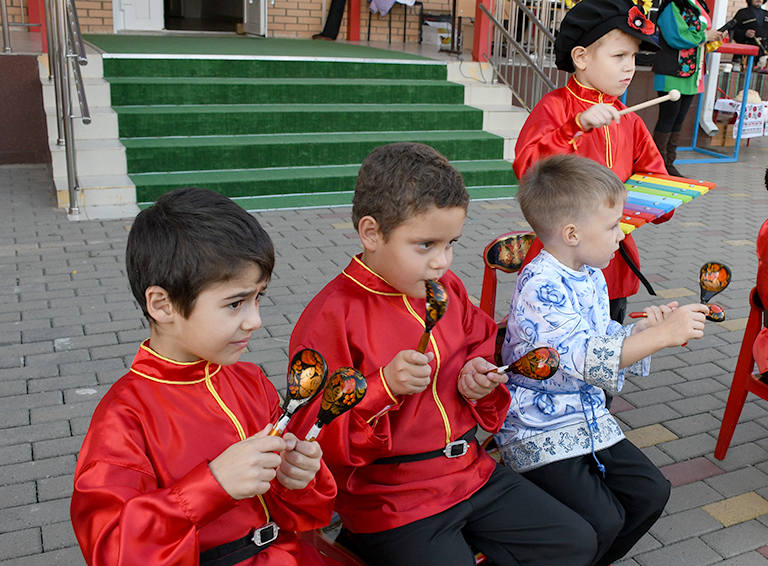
[352, 142, 469, 239]
[126, 187, 275, 321]
[517, 154, 626, 243]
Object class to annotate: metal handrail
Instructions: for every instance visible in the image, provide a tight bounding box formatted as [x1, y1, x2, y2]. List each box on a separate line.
[480, 0, 569, 112]
[1, 0, 43, 53]
[48, 0, 90, 214]
[65, 0, 90, 124]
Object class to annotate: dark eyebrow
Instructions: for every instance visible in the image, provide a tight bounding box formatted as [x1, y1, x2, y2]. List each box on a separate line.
[222, 291, 251, 302]
[222, 283, 267, 302]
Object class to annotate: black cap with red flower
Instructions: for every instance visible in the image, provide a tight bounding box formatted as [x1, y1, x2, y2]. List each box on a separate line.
[554, 0, 660, 73]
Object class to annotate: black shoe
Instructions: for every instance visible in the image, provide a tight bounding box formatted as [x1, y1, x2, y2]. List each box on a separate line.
[312, 33, 334, 40]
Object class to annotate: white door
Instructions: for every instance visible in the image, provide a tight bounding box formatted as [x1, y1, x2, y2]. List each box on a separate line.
[116, 0, 164, 31]
[243, 0, 267, 36]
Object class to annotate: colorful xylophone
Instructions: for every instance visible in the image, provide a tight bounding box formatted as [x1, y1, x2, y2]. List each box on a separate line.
[621, 173, 716, 234]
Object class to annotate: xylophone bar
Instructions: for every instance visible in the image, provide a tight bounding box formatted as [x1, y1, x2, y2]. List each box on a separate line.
[625, 179, 697, 202]
[620, 173, 713, 234]
[636, 173, 716, 191]
[627, 192, 681, 212]
[623, 203, 663, 221]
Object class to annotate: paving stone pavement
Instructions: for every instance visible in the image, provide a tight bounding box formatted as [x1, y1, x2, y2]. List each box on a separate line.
[2, 139, 768, 565]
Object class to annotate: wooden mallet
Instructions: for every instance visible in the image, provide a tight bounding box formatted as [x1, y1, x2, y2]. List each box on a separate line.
[618, 89, 681, 116]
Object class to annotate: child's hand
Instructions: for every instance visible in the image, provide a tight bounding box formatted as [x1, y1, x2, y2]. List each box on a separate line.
[383, 350, 435, 396]
[633, 301, 679, 332]
[458, 357, 509, 401]
[578, 104, 621, 131]
[655, 303, 709, 347]
[276, 433, 323, 490]
[208, 424, 285, 500]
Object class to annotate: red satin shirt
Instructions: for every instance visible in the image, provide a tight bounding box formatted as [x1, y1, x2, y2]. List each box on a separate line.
[289, 256, 511, 534]
[70, 341, 339, 566]
[513, 77, 669, 300]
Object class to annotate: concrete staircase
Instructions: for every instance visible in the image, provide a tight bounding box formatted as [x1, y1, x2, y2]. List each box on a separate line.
[447, 61, 527, 163]
[39, 47, 139, 220]
[40, 51, 527, 219]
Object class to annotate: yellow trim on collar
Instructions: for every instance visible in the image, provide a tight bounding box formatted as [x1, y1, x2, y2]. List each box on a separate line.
[139, 341, 208, 366]
[342, 259, 404, 297]
[130, 368, 208, 385]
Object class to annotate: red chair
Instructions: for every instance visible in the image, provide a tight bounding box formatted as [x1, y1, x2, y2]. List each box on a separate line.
[714, 218, 768, 459]
[714, 287, 768, 459]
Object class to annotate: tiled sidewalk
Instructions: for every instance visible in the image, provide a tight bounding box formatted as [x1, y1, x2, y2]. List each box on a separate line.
[1, 139, 768, 565]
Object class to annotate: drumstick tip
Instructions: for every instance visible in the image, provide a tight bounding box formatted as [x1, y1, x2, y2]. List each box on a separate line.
[669, 89, 681, 102]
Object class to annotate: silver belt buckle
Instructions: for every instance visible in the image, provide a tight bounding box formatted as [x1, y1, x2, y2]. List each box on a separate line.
[443, 439, 469, 458]
[252, 522, 279, 546]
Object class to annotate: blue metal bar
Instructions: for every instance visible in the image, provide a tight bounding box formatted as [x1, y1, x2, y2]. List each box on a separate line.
[676, 53, 755, 164]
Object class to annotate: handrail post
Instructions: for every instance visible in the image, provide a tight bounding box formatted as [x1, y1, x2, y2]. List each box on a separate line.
[45, 0, 55, 78]
[54, 0, 79, 215]
[48, 0, 66, 145]
[1, 0, 12, 53]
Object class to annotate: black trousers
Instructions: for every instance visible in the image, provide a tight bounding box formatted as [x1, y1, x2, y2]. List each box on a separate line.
[318, 0, 346, 39]
[522, 440, 670, 566]
[345, 464, 597, 566]
[609, 297, 627, 324]
[654, 92, 696, 134]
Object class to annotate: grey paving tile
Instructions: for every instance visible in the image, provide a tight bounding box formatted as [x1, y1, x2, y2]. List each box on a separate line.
[649, 508, 723, 544]
[667, 394, 725, 417]
[659, 433, 719, 461]
[664, 414, 722, 437]
[704, 467, 768, 498]
[665, 481, 725, 515]
[715, 553, 768, 566]
[634, 537, 723, 566]
[709, 443, 768, 472]
[0, 528, 42, 561]
[702, 521, 768, 558]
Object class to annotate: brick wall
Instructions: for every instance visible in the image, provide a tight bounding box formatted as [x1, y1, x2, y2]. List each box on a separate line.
[725, 0, 746, 20]
[1, 0, 113, 32]
[74, 0, 114, 33]
[3, 0, 28, 23]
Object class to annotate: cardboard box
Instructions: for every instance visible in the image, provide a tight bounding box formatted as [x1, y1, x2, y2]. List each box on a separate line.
[709, 127, 725, 146]
[422, 21, 452, 46]
[721, 124, 751, 147]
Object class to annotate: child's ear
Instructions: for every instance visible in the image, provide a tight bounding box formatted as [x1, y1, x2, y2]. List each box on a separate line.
[571, 46, 588, 72]
[358, 215, 384, 252]
[562, 223, 580, 247]
[145, 285, 175, 323]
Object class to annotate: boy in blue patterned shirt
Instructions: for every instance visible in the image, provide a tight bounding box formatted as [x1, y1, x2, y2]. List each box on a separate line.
[496, 154, 709, 566]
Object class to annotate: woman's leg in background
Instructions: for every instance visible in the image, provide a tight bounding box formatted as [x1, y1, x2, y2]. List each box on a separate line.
[654, 92, 694, 176]
[667, 94, 695, 176]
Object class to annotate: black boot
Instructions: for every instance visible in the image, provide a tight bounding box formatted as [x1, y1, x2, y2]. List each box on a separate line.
[652, 130, 670, 169]
[666, 131, 682, 176]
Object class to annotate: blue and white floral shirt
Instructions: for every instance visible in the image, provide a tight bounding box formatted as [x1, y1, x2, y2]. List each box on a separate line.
[494, 251, 650, 473]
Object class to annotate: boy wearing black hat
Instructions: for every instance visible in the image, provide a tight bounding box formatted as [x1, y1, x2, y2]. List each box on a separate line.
[513, 0, 670, 325]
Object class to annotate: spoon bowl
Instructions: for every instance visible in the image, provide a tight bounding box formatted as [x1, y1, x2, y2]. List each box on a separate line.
[269, 348, 328, 436]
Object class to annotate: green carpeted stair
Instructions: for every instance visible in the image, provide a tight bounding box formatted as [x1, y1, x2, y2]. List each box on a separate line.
[84, 35, 518, 210]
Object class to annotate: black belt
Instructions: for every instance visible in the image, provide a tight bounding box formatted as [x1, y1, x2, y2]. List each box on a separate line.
[372, 426, 478, 465]
[200, 523, 279, 566]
